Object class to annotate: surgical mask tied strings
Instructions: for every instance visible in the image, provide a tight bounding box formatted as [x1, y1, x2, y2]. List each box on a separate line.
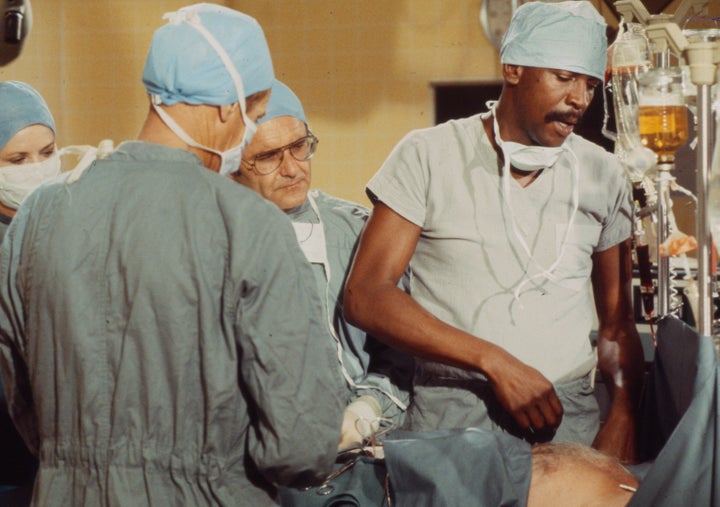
[491, 110, 580, 306]
[152, 9, 257, 176]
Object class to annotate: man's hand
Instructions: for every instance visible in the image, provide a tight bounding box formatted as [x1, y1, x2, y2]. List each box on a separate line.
[487, 350, 564, 437]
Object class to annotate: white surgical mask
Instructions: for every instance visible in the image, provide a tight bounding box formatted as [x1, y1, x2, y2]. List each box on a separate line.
[237, 118, 257, 166]
[492, 113, 566, 172]
[498, 140, 566, 172]
[0, 153, 61, 209]
[151, 9, 258, 176]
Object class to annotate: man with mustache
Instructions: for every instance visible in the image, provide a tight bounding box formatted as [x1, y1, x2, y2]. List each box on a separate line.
[344, 0, 644, 464]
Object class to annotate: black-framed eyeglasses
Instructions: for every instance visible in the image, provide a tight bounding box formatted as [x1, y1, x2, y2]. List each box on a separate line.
[243, 134, 319, 175]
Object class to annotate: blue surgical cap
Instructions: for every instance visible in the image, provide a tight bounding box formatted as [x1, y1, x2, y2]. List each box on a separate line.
[258, 80, 307, 126]
[0, 81, 55, 150]
[142, 3, 274, 106]
[500, 1, 607, 82]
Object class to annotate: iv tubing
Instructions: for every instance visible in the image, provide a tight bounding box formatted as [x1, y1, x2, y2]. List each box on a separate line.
[696, 83, 714, 335]
[657, 165, 673, 316]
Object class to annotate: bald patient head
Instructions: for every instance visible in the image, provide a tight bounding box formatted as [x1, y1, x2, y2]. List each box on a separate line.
[528, 443, 638, 507]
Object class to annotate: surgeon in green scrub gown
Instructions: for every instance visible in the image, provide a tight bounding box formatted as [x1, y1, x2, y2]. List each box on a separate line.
[0, 5, 345, 507]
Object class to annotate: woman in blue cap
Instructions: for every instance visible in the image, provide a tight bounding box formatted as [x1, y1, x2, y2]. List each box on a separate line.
[0, 79, 55, 505]
[0, 80, 60, 242]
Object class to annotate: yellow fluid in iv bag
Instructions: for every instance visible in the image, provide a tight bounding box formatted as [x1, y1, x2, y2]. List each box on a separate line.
[637, 67, 688, 161]
[638, 105, 689, 159]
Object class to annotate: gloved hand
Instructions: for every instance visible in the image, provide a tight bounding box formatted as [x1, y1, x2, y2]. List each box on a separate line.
[338, 395, 382, 451]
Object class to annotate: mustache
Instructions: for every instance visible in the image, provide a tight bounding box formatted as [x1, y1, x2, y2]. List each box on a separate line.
[545, 110, 584, 126]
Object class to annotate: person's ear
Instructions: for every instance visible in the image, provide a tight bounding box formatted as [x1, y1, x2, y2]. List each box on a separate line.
[229, 165, 248, 184]
[218, 102, 240, 123]
[229, 171, 241, 183]
[502, 64, 523, 85]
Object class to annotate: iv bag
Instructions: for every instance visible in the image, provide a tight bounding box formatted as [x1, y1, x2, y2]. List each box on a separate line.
[608, 22, 657, 181]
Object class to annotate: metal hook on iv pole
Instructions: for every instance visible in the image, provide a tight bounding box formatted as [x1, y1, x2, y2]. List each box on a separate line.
[615, 0, 712, 27]
[615, 0, 708, 67]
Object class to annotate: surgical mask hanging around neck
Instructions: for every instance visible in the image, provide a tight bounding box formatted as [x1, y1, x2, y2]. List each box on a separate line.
[0, 153, 61, 209]
[490, 107, 580, 304]
[492, 112, 566, 172]
[151, 10, 257, 176]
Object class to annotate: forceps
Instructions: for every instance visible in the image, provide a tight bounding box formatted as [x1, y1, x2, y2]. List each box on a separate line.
[315, 455, 360, 496]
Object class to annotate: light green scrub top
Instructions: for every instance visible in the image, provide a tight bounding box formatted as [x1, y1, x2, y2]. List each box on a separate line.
[0, 142, 346, 507]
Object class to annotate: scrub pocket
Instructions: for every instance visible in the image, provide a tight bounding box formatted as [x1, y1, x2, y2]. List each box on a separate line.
[553, 223, 602, 291]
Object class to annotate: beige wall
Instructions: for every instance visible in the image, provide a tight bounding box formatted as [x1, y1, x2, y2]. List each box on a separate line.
[1, 0, 711, 206]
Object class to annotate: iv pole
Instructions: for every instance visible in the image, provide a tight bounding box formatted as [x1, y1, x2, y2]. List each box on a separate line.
[686, 40, 719, 335]
[613, 0, 718, 337]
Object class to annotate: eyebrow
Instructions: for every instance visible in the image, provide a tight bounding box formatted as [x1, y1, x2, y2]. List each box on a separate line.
[554, 70, 600, 85]
[255, 136, 307, 158]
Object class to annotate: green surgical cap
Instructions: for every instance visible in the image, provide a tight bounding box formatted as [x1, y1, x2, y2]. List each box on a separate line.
[258, 80, 306, 126]
[0, 80, 55, 150]
[142, 3, 274, 106]
[500, 1, 607, 82]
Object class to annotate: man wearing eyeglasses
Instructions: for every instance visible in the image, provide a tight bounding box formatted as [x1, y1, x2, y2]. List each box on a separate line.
[231, 80, 412, 451]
